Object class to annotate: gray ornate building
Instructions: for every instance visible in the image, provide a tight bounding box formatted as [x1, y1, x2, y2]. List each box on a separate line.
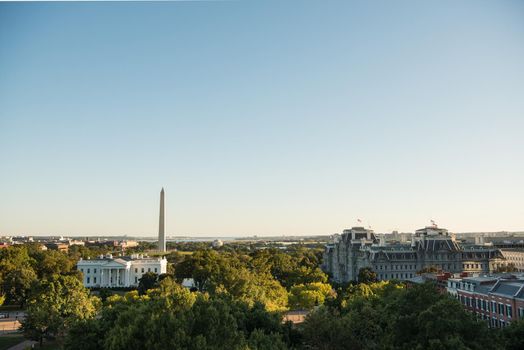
[322, 225, 506, 283]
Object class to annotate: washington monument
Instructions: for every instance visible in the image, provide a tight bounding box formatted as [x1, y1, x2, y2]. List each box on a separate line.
[158, 187, 166, 252]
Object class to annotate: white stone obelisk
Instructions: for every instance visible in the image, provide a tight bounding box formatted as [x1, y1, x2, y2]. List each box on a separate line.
[158, 187, 166, 252]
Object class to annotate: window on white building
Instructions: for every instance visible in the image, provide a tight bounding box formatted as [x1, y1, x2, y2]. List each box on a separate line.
[87, 277, 90, 284]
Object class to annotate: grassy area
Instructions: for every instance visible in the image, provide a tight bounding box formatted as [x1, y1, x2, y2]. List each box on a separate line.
[25, 340, 61, 350]
[177, 251, 194, 256]
[0, 335, 24, 350]
[33, 341, 61, 350]
[0, 305, 22, 312]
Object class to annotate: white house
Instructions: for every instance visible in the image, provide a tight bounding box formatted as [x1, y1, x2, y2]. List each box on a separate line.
[77, 254, 167, 288]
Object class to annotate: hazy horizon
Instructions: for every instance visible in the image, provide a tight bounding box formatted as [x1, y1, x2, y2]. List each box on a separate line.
[1, 0, 523, 237]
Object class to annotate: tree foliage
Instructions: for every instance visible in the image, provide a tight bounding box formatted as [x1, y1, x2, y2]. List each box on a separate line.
[137, 272, 158, 295]
[357, 267, 377, 284]
[288, 282, 334, 310]
[22, 275, 99, 346]
[174, 250, 288, 311]
[303, 281, 501, 350]
[65, 279, 290, 350]
[2, 243, 519, 350]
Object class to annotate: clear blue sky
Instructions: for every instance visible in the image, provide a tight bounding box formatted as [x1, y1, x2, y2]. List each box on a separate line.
[1, 0, 523, 237]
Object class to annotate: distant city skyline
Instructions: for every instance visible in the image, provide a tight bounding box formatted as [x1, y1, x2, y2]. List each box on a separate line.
[1, 1, 523, 236]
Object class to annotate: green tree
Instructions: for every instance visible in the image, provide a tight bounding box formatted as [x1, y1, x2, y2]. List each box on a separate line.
[247, 329, 288, 350]
[66, 277, 291, 350]
[302, 304, 383, 350]
[32, 249, 75, 278]
[137, 272, 158, 295]
[0, 246, 36, 306]
[376, 282, 497, 350]
[174, 250, 288, 311]
[250, 249, 328, 289]
[21, 275, 99, 346]
[357, 267, 377, 284]
[288, 282, 334, 310]
[501, 320, 524, 350]
[1, 267, 37, 306]
[64, 318, 104, 350]
[303, 282, 499, 350]
[98, 289, 113, 302]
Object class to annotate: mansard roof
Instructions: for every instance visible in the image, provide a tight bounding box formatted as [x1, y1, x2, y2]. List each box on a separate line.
[368, 247, 418, 261]
[490, 279, 524, 298]
[415, 238, 461, 252]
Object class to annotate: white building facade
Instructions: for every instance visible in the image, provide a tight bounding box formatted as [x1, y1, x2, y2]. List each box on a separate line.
[77, 254, 167, 288]
[500, 249, 524, 271]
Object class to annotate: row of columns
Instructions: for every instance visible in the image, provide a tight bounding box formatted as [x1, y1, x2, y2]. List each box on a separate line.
[100, 268, 130, 287]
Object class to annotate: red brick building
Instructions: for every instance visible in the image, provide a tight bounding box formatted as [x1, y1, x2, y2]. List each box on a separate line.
[447, 274, 524, 328]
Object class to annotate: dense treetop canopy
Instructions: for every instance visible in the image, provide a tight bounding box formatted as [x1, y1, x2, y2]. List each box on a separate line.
[1, 243, 523, 349]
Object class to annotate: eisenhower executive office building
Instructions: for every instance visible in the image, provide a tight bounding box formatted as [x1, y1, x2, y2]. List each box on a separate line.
[322, 224, 506, 283]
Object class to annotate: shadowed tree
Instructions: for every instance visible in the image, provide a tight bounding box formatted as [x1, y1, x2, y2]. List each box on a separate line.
[357, 267, 377, 284]
[137, 272, 158, 295]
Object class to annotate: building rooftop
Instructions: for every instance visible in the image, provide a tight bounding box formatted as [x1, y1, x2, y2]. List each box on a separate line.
[79, 253, 165, 262]
[491, 280, 524, 298]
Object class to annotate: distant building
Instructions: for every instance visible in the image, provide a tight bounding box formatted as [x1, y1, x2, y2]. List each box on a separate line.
[406, 271, 454, 292]
[77, 254, 167, 288]
[85, 240, 138, 250]
[212, 239, 223, 248]
[85, 240, 119, 249]
[322, 225, 506, 283]
[66, 239, 85, 246]
[11, 236, 33, 244]
[447, 274, 524, 327]
[182, 278, 196, 289]
[283, 310, 309, 324]
[121, 240, 139, 249]
[45, 242, 69, 252]
[500, 249, 524, 271]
